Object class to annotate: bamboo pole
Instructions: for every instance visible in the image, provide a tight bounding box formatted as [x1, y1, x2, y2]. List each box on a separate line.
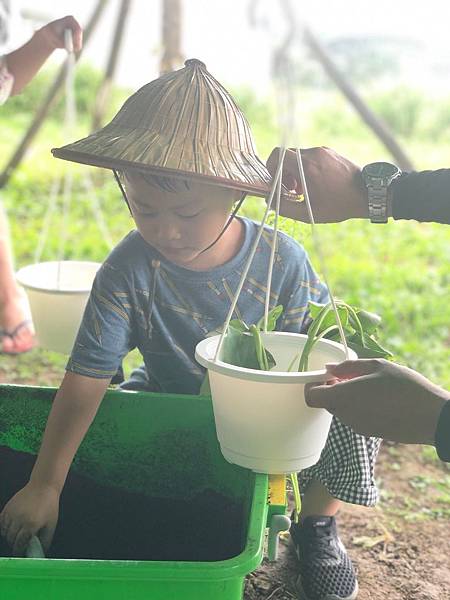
[302, 25, 415, 170]
[90, 0, 132, 132]
[160, 0, 184, 75]
[0, 0, 109, 188]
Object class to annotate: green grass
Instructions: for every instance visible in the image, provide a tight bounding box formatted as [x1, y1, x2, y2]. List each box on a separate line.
[1, 77, 450, 389]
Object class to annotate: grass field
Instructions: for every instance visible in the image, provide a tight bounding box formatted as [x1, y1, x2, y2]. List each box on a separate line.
[0, 76, 449, 389]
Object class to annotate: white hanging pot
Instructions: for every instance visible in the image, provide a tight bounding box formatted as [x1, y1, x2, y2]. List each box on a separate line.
[195, 332, 357, 474]
[16, 261, 101, 355]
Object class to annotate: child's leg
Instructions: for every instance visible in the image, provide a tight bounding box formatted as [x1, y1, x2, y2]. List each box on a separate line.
[290, 418, 381, 600]
[0, 203, 35, 353]
[299, 478, 342, 519]
[298, 416, 381, 508]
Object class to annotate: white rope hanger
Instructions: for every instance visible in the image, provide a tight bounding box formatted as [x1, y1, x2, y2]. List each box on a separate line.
[33, 29, 114, 286]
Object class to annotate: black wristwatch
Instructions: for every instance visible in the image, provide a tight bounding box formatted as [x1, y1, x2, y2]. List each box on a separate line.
[361, 162, 401, 223]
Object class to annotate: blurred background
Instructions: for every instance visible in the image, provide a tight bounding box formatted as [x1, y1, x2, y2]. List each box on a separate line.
[1, 0, 449, 392]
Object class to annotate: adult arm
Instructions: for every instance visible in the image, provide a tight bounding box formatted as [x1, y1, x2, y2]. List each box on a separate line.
[5, 15, 82, 95]
[266, 147, 450, 225]
[0, 372, 110, 555]
[304, 359, 450, 456]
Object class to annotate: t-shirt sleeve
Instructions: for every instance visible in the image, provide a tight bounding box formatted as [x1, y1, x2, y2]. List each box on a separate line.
[0, 57, 13, 105]
[66, 261, 136, 379]
[279, 251, 329, 334]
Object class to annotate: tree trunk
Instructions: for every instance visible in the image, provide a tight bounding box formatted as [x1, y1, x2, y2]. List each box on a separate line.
[160, 0, 184, 75]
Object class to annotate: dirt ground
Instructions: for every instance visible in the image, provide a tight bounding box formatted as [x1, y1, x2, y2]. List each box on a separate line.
[245, 444, 450, 600]
[1, 355, 449, 599]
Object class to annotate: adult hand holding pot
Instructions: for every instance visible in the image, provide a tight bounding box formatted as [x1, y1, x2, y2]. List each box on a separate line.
[305, 359, 449, 446]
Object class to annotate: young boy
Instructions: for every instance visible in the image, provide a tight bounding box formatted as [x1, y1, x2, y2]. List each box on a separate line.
[0, 59, 377, 600]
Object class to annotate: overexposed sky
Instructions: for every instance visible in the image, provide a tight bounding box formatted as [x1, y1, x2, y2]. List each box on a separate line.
[6, 0, 450, 93]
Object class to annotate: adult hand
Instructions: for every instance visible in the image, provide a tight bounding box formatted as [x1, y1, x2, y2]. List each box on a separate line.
[0, 482, 59, 556]
[266, 147, 368, 223]
[305, 359, 449, 444]
[38, 15, 83, 53]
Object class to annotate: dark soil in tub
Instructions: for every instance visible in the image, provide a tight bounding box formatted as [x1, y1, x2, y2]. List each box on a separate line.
[0, 446, 245, 561]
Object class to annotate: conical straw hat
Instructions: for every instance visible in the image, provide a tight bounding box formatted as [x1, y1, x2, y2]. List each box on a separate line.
[52, 59, 285, 198]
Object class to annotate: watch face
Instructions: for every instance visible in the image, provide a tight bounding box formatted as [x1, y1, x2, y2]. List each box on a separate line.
[363, 161, 400, 179]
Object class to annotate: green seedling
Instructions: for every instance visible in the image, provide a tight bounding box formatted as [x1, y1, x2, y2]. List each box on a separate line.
[296, 300, 393, 372]
[219, 305, 283, 370]
[217, 300, 392, 373]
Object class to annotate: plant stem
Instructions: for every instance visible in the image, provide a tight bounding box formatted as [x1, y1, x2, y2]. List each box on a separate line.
[290, 473, 302, 523]
[298, 303, 332, 371]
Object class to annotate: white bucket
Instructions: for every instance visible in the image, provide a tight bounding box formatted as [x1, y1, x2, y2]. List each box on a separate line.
[195, 332, 357, 474]
[16, 261, 101, 355]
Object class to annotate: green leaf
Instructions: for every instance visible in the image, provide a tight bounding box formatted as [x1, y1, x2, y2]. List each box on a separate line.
[220, 328, 259, 370]
[314, 305, 349, 334]
[229, 319, 248, 332]
[353, 309, 381, 335]
[256, 304, 284, 332]
[220, 324, 276, 371]
[308, 301, 326, 319]
[347, 331, 393, 359]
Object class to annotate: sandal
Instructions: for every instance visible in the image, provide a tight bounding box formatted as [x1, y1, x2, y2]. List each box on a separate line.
[0, 319, 35, 355]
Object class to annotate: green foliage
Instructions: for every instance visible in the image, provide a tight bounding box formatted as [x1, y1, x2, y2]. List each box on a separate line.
[297, 300, 392, 372]
[220, 306, 281, 371]
[368, 86, 427, 139]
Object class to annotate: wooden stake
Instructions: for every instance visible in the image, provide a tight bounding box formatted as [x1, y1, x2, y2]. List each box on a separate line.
[90, 0, 132, 133]
[160, 0, 184, 75]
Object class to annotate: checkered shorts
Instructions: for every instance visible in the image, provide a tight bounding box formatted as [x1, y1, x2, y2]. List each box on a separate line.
[298, 417, 382, 507]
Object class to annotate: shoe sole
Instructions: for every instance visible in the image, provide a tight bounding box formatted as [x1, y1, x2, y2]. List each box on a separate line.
[290, 537, 359, 600]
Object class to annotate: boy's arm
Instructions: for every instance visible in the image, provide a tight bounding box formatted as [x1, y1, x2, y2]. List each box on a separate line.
[0, 371, 110, 555]
[6, 15, 82, 95]
[30, 371, 110, 492]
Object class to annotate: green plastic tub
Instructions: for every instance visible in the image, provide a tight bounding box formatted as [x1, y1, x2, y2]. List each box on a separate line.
[0, 384, 286, 600]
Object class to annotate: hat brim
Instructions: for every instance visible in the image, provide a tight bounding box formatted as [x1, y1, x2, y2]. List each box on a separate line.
[51, 147, 295, 199]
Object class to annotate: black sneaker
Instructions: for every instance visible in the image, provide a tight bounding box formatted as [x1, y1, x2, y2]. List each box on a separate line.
[290, 515, 358, 600]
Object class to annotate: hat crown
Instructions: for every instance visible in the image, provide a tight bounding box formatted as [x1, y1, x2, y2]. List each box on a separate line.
[106, 58, 257, 156]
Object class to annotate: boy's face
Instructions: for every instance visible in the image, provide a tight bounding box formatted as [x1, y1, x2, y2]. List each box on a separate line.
[125, 172, 241, 268]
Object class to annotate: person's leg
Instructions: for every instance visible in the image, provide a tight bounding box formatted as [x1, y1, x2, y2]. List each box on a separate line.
[299, 478, 342, 519]
[0, 203, 35, 353]
[290, 418, 381, 600]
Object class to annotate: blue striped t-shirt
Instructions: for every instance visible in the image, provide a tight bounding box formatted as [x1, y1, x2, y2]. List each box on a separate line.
[67, 217, 328, 394]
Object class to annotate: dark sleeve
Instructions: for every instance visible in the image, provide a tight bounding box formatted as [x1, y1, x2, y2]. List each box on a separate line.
[391, 169, 450, 224]
[435, 400, 450, 463]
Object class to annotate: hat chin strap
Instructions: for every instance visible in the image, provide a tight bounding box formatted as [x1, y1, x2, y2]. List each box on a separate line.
[114, 170, 132, 214]
[198, 193, 246, 255]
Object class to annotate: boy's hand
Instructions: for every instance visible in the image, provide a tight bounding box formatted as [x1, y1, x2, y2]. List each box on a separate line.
[305, 359, 449, 444]
[38, 15, 83, 53]
[0, 482, 59, 556]
[266, 147, 368, 223]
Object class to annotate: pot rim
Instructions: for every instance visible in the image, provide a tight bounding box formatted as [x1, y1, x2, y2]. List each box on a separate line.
[195, 331, 357, 384]
[16, 261, 101, 295]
